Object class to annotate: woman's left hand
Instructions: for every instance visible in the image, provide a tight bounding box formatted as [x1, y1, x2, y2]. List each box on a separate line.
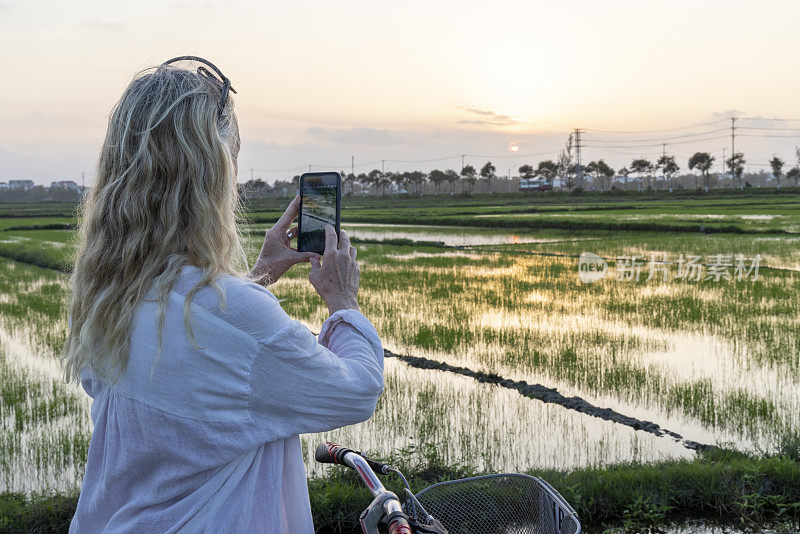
[249, 195, 319, 285]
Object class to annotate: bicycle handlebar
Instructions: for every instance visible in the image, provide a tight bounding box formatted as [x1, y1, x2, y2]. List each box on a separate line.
[315, 442, 414, 533]
[315, 442, 393, 475]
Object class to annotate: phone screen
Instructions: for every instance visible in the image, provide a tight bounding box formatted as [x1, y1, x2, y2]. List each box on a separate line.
[298, 172, 340, 254]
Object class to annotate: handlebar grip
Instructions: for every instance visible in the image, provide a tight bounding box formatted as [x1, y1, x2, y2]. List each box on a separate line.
[315, 442, 354, 466]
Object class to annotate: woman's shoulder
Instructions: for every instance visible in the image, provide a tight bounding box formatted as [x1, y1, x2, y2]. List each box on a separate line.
[178, 266, 290, 342]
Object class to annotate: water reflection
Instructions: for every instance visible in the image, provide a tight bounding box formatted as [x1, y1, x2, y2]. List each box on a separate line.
[344, 223, 587, 247]
[350, 255, 800, 456]
[303, 359, 692, 477]
[2, 233, 798, 496]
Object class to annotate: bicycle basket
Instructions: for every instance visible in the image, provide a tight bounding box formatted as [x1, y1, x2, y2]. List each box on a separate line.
[405, 473, 581, 534]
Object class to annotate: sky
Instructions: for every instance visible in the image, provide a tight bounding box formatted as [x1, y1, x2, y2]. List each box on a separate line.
[1, 0, 800, 185]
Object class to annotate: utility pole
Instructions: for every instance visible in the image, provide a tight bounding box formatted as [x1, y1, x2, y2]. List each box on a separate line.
[508, 167, 512, 194]
[574, 129, 582, 188]
[81, 172, 85, 189]
[250, 168, 253, 181]
[722, 148, 726, 188]
[381, 160, 385, 174]
[730, 117, 740, 190]
[351, 155, 354, 178]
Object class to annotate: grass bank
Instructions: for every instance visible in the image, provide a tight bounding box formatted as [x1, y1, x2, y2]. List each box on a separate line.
[2, 447, 798, 533]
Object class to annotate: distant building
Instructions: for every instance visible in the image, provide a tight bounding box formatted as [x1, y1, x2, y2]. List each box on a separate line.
[51, 180, 80, 190]
[9, 179, 35, 190]
[519, 179, 551, 192]
[0, 182, 7, 190]
[388, 183, 407, 195]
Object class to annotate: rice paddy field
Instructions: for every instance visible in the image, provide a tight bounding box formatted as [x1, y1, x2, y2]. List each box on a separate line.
[1, 190, 799, 531]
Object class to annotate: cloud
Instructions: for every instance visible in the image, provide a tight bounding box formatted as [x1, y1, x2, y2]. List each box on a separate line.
[711, 109, 745, 120]
[457, 107, 520, 127]
[305, 127, 405, 146]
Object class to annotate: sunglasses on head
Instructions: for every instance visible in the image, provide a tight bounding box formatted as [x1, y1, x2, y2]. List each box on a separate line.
[161, 55, 237, 120]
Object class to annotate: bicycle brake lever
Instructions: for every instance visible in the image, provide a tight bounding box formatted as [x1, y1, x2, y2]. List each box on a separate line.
[363, 456, 391, 475]
[359, 493, 386, 534]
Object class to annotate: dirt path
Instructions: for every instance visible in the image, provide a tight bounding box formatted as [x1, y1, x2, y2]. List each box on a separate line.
[384, 348, 714, 452]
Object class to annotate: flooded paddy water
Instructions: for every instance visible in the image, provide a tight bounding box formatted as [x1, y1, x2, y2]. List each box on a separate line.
[0, 212, 798, 500]
[343, 223, 593, 247]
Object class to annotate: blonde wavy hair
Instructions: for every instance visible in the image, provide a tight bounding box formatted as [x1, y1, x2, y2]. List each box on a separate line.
[62, 59, 247, 385]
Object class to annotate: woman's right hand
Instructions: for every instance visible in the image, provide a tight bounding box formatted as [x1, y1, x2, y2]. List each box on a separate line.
[309, 225, 361, 315]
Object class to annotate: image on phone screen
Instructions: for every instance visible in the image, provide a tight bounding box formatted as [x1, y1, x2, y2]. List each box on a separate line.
[298, 173, 340, 254]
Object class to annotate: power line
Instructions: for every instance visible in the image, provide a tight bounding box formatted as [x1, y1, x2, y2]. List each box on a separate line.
[352, 159, 382, 170]
[583, 134, 731, 149]
[739, 133, 800, 138]
[738, 117, 800, 122]
[249, 117, 800, 180]
[739, 126, 800, 131]
[582, 119, 727, 134]
[583, 128, 729, 143]
[585, 146, 665, 157]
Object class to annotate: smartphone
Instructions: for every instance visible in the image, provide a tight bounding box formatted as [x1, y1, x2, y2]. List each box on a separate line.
[298, 172, 341, 254]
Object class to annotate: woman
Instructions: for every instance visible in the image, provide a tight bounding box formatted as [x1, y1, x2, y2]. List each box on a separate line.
[63, 56, 384, 533]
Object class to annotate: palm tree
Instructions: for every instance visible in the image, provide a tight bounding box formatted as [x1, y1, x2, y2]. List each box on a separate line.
[352, 173, 365, 195]
[618, 167, 630, 190]
[792, 146, 800, 187]
[383, 171, 403, 195]
[770, 156, 784, 189]
[630, 159, 652, 192]
[391, 171, 407, 194]
[596, 160, 614, 191]
[688, 152, 714, 191]
[444, 169, 459, 193]
[518, 164, 535, 180]
[727, 152, 746, 189]
[535, 160, 559, 191]
[380, 172, 393, 195]
[428, 170, 447, 194]
[408, 171, 427, 195]
[657, 155, 679, 192]
[480, 161, 496, 195]
[461, 165, 477, 195]
[367, 169, 382, 194]
[584, 161, 597, 189]
[787, 167, 800, 187]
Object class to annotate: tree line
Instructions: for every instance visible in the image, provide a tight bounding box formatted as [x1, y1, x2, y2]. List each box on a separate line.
[0, 184, 83, 204]
[241, 145, 800, 197]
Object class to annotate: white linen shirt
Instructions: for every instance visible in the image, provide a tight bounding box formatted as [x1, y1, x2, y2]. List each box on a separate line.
[69, 265, 384, 533]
